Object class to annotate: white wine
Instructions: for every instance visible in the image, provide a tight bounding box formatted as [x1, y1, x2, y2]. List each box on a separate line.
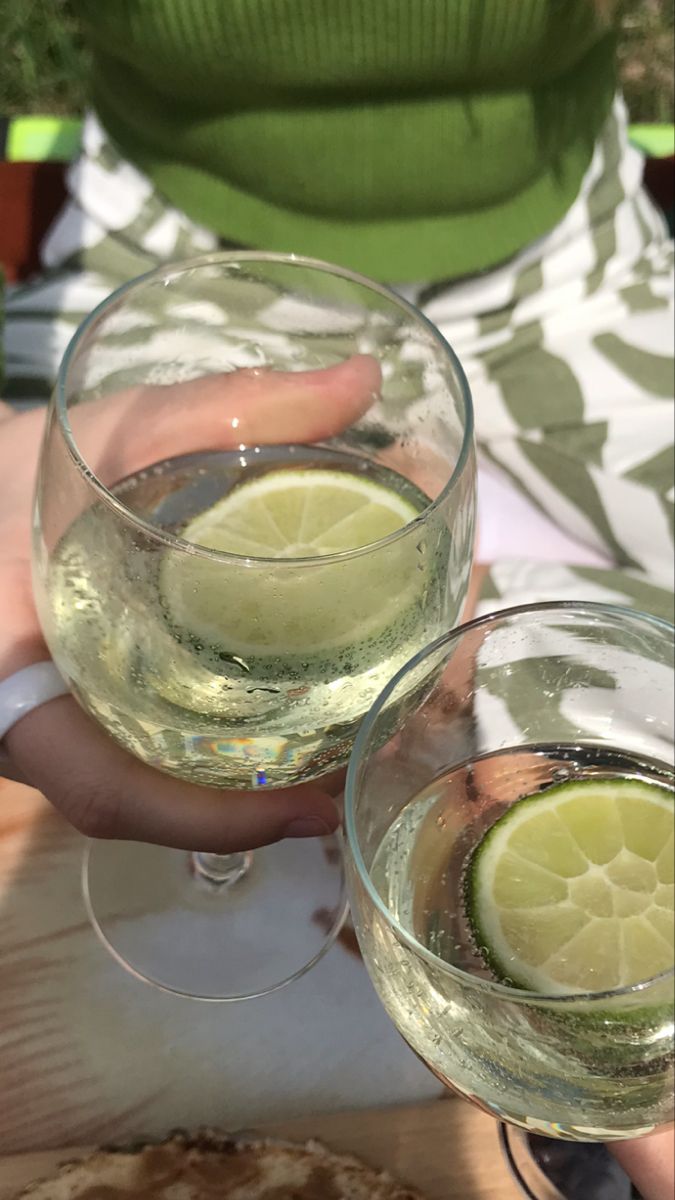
[41, 445, 454, 787]
[361, 744, 674, 1140]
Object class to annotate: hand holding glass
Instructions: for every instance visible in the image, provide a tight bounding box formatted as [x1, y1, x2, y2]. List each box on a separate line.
[33, 253, 476, 998]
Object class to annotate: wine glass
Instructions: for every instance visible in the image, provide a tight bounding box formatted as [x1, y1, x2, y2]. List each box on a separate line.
[32, 252, 476, 1000]
[345, 602, 673, 1145]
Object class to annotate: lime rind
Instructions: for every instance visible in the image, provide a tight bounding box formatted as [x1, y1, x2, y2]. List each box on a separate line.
[180, 468, 419, 557]
[466, 778, 674, 996]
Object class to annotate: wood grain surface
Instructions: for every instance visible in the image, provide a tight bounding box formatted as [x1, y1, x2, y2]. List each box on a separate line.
[0, 777, 523, 1198]
[0, 1100, 523, 1199]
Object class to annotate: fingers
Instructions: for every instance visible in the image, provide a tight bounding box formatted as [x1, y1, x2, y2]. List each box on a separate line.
[460, 560, 489, 623]
[165, 354, 382, 446]
[5, 697, 339, 853]
[610, 1129, 675, 1200]
[379, 436, 457, 505]
[71, 355, 381, 486]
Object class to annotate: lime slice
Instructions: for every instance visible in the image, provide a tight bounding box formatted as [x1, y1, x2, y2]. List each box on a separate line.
[159, 468, 422, 656]
[467, 778, 674, 995]
[174, 468, 418, 558]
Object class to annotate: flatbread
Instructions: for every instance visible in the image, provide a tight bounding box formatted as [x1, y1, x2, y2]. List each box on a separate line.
[14, 1129, 425, 1198]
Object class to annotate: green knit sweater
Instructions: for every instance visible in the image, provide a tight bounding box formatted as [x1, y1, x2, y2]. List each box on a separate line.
[77, 0, 617, 282]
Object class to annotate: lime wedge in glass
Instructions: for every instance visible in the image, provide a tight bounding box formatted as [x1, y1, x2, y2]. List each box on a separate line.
[467, 778, 674, 994]
[160, 467, 423, 656]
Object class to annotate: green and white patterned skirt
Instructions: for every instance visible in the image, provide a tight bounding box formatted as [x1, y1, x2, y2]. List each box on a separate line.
[3, 97, 673, 619]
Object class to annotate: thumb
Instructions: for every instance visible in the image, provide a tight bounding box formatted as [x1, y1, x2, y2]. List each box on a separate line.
[5, 697, 339, 852]
[72, 354, 382, 486]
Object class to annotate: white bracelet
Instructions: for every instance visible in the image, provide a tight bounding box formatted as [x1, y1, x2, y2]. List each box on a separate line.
[0, 661, 70, 741]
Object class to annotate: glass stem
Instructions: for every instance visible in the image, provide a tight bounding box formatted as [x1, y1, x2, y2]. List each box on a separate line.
[191, 851, 253, 888]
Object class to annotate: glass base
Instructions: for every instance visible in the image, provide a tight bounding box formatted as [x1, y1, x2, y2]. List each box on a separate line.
[82, 834, 347, 1001]
[500, 1125, 642, 1200]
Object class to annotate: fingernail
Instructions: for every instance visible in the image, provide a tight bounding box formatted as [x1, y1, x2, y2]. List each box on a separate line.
[284, 817, 333, 839]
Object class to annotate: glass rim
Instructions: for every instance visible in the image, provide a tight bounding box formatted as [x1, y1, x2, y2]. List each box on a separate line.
[344, 599, 675, 1005]
[54, 250, 475, 568]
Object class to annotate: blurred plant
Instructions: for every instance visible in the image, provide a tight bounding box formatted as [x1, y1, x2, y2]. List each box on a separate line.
[0, 0, 672, 123]
[1, 0, 89, 116]
[617, 0, 675, 123]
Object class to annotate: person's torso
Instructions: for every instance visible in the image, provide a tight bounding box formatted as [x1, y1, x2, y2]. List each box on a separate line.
[76, 0, 617, 280]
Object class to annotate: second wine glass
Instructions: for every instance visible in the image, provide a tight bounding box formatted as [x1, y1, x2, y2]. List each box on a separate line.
[345, 602, 673, 1140]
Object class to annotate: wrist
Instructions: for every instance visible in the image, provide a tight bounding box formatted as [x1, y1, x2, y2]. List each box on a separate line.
[0, 662, 70, 779]
[0, 637, 52, 681]
[0, 559, 49, 681]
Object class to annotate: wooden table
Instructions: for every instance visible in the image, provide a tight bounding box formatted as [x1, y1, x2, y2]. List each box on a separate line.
[0, 1101, 522, 1199]
[0, 778, 522, 1198]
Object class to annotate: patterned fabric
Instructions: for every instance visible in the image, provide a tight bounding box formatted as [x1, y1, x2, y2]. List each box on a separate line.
[3, 99, 673, 618]
[478, 559, 674, 623]
[417, 99, 674, 589]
